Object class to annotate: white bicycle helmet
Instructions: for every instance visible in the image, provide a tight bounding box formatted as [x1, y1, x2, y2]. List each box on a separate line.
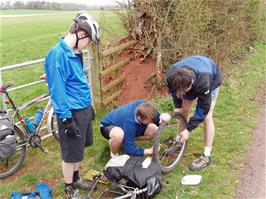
[73, 11, 100, 44]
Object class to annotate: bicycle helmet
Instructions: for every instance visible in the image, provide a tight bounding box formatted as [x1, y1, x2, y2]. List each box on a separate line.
[73, 11, 100, 44]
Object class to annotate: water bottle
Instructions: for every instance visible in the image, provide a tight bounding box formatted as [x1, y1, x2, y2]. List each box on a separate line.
[25, 118, 36, 134]
[32, 109, 44, 127]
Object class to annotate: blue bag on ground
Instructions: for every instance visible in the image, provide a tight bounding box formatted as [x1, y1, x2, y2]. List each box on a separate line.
[35, 182, 52, 199]
[10, 191, 40, 199]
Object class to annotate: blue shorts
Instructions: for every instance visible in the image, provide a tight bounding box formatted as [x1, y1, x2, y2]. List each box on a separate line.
[211, 87, 220, 102]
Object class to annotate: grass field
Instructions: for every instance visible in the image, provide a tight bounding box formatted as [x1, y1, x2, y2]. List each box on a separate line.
[0, 9, 126, 111]
[0, 9, 69, 15]
[0, 42, 265, 199]
[0, 9, 126, 66]
[1, 9, 266, 199]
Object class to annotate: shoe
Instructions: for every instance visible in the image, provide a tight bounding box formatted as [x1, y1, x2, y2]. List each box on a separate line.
[64, 186, 84, 199]
[189, 155, 211, 170]
[73, 177, 94, 190]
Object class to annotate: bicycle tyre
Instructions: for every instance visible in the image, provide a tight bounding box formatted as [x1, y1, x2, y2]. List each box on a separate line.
[47, 107, 59, 141]
[0, 125, 27, 179]
[153, 112, 188, 173]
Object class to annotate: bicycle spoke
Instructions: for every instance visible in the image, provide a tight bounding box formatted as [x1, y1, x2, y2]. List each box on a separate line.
[0, 125, 26, 179]
[0, 148, 22, 172]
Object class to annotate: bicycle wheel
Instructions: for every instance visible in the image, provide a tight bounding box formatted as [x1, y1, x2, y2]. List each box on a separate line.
[0, 125, 27, 179]
[47, 107, 59, 141]
[153, 112, 188, 173]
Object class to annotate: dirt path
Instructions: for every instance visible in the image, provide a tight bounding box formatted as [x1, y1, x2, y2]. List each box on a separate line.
[235, 83, 266, 199]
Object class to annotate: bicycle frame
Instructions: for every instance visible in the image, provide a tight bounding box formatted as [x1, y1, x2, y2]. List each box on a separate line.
[5, 90, 50, 136]
[1, 83, 53, 151]
[0, 83, 57, 178]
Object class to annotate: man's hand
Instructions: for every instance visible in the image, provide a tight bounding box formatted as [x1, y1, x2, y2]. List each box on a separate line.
[180, 129, 189, 143]
[62, 118, 81, 137]
[159, 113, 171, 124]
[144, 146, 154, 155]
[144, 144, 161, 155]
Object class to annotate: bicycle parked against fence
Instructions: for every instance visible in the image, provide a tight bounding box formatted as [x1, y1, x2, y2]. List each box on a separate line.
[152, 112, 188, 173]
[0, 82, 58, 179]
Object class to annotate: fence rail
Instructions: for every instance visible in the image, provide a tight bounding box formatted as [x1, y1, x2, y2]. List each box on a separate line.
[1, 40, 137, 110]
[0, 50, 91, 110]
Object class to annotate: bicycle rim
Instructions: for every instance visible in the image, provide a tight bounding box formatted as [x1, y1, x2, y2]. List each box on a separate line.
[153, 113, 187, 173]
[0, 125, 26, 179]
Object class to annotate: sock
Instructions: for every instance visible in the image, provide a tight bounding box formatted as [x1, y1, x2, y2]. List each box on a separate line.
[73, 170, 80, 182]
[110, 152, 119, 158]
[204, 147, 212, 157]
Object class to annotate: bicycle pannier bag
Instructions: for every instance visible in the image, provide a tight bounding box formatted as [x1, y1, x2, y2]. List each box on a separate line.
[104, 156, 163, 199]
[0, 111, 16, 160]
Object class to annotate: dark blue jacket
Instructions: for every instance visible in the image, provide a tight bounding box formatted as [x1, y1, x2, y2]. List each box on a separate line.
[44, 38, 91, 119]
[100, 100, 160, 156]
[166, 55, 223, 132]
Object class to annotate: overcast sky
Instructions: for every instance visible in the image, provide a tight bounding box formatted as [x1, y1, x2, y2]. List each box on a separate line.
[2, 0, 127, 7]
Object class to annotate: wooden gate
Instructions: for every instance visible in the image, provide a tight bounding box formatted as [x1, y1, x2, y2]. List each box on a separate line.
[90, 40, 137, 109]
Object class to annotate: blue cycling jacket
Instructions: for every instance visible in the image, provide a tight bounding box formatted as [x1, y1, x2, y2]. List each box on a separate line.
[44, 38, 91, 119]
[100, 100, 160, 156]
[166, 55, 224, 132]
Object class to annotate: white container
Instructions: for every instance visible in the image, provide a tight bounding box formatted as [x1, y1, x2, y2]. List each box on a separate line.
[181, 175, 202, 185]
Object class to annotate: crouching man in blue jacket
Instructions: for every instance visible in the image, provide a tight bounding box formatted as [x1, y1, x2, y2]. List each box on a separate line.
[100, 100, 171, 157]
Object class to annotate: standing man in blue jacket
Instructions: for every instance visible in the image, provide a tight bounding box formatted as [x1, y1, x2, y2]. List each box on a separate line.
[100, 100, 171, 157]
[44, 11, 99, 198]
[165, 55, 223, 170]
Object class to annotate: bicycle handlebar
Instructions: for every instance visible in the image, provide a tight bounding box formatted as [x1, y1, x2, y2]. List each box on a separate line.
[40, 74, 46, 80]
[0, 82, 14, 92]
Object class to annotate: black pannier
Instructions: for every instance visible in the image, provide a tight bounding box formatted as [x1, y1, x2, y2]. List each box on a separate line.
[104, 155, 163, 199]
[0, 111, 16, 160]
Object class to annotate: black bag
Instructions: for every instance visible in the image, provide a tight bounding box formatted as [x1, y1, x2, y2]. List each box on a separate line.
[104, 156, 163, 199]
[0, 111, 16, 160]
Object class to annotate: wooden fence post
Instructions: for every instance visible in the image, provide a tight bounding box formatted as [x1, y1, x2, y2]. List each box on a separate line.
[89, 44, 102, 110]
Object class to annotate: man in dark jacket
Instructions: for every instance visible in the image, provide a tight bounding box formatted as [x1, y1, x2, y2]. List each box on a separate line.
[165, 55, 223, 170]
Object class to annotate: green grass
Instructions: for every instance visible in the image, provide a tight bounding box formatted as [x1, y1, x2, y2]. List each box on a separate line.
[0, 43, 265, 198]
[0, 9, 70, 15]
[0, 9, 126, 66]
[155, 42, 266, 199]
